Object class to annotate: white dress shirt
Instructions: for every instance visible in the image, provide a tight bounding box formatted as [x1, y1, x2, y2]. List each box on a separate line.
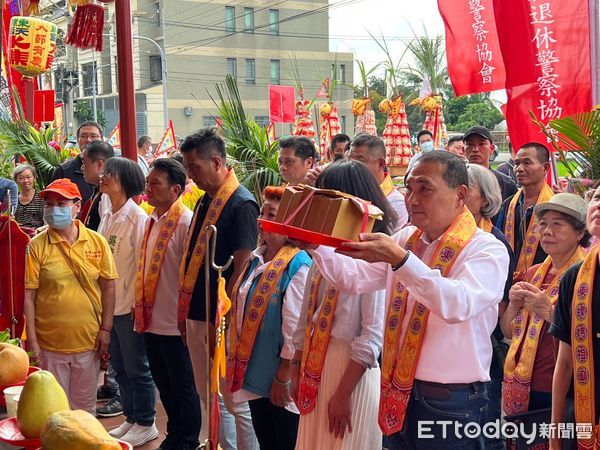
[98, 198, 147, 316]
[143, 205, 193, 335]
[232, 245, 309, 412]
[310, 226, 509, 383]
[387, 189, 409, 230]
[293, 265, 385, 369]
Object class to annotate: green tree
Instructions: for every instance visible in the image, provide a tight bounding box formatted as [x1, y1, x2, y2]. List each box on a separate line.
[444, 94, 504, 132]
[74, 101, 106, 128]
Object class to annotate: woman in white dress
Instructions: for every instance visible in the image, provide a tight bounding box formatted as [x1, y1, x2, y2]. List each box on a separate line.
[291, 159, 398, 450]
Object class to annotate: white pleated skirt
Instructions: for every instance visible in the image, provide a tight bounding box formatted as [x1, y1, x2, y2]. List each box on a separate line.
[295, 338, 382, 450]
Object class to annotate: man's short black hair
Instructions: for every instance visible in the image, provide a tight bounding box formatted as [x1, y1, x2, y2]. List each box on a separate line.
[137, 135, 152, 148]
[519, 141, 550, 164]
[103, 157, 145, 198]
[447, 135, 464, 146]
[151, 158, 187, 195]
[77, 121, 103, 138]
[180, 127, 226, 159]
[331, 133, 351, 149]
[417, 129, 434, 142]
[85, 140, 115, 161]
[412, 150, 468, 188]
[352, 133, 386, 159]
[278, 136, 317, 161]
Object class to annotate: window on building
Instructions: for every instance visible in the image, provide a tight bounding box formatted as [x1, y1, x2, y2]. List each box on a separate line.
[227, 58, 237, 77]
[101, 40, 112, 94]
[341, 115, 346, 133]
[270, 59, 280, 85]
[255, 115, 270, 127]
[155, 2, 161, 27]
[269, 9, 279, 34]
[244, 7, 254, 32]
[149, 55, 162, 82]
[203, 116, 218, 127]
[81, 62, 97, 97]
[245, 59, 255, 84]
[225, 6, 235, 32]
[339, 64, 346, 83]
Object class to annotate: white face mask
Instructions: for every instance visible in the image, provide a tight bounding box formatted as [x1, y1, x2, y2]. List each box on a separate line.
[420, 141, 434, 152]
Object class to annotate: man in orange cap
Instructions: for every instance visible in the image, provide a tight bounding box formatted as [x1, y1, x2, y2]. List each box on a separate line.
[23, 178, 118, 414]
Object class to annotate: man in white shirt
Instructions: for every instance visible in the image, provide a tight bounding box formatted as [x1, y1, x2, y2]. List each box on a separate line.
[135, 158, 201, 450]
[348, 134, 409, 229]
[137, 136, 152, 176]
[305, 151, 509, 449]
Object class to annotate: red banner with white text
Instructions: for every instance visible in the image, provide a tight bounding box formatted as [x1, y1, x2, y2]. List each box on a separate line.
[494, 0, 592, 149]
[438, 0, 506, 95]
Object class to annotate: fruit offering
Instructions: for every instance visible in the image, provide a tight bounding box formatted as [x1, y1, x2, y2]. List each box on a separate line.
[353, 99, 377, 137]
[0, 335, 29, 386]
[319, 103, 341, 162]
[381, 96, 412, 167]
[292, 90, 316, 142]
[41, 410, 121, 450]
[17, 370, 69, 438]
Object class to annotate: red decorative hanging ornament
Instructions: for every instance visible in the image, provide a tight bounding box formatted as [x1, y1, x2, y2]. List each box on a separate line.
[27, 0, 41, 16]
[65, 0, 105, 52]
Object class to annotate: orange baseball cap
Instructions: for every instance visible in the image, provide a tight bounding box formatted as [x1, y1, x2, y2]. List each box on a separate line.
[40, 178, 82, 201]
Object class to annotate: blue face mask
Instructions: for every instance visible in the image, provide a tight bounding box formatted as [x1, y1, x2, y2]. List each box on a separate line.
[44, 206, 74, 230]
[420, 141, 434, 152]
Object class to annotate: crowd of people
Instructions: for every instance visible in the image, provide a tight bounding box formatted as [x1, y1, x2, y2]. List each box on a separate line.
[2, 120, 598, 450]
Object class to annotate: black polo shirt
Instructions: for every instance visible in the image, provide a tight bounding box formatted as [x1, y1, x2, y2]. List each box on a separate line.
[549, 262, 600, 422]
[496, 193, 547, 270]
[185, 185, 259, 322]
[51, 155, 94, 204]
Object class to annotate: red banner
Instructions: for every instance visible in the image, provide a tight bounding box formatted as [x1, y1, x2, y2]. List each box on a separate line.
[269, 85, 295, 124]
[438, 0, 506, 95]
[495, 0, 592, 150]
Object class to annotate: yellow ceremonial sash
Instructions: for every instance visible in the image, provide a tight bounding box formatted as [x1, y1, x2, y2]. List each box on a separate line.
[504, 185, 554, 280]
[379, 208, 477, 435]
[134, 199, 186, 332]
[479, 217, 493, 233]
[297, 269, 341, 415]
[572, 245, 599, 450]
[226, 245, 300, 393]
[503, 248, 585, 416]
[380, 173, 396, 197]
[177, 169, 240, 322]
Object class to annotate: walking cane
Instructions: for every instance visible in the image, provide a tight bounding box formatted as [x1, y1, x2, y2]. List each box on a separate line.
[200, 225, 233, 450]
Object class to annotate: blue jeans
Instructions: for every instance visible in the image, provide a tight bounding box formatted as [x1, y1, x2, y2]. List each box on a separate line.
[485, 377, 505, 450]
[110, 314, 156, 426]
[387, 382, 488, 450]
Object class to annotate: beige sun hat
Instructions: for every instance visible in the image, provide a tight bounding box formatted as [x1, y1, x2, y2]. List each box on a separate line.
[534, 193, 588, 223]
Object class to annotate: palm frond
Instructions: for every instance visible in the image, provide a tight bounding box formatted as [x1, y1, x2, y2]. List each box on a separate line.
[212, 76, 281, 203]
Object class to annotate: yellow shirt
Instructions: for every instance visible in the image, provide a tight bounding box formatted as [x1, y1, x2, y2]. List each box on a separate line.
[25, 220, 118, 353]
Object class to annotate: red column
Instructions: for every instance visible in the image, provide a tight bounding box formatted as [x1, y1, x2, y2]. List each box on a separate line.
[114, 0, 137, 161]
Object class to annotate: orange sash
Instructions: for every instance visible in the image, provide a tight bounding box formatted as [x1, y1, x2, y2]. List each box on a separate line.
[134, 199, 186, 332]
[297, 269, 340, 415]
[380, 173, 396, 197]
[379, 208, 477, 435]
[504, 185, 553, 280]
[571, 245, 599, 450]
[177, 170, 240, 322]
[479, 217, 493, 233]
[227, 245, 300, 393]
[503, 248, 584, 416]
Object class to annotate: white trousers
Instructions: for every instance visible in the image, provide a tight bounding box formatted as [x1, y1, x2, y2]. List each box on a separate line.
[186, 319, 259, 450]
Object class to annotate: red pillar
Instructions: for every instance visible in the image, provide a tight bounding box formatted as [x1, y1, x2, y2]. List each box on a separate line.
[114, 0, 137, 161]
